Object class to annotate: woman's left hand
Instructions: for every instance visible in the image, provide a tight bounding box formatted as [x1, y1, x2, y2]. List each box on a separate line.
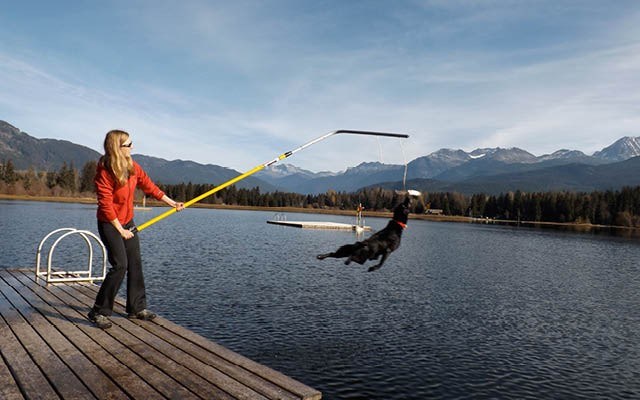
[161, 195, 185, 211]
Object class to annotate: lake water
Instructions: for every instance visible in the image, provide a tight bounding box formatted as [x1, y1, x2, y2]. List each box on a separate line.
[1, 200, 639, 399]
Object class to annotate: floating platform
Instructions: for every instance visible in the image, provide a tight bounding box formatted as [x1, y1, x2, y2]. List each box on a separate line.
[0, 268, 321, 400]
[267, 220, 371, 231]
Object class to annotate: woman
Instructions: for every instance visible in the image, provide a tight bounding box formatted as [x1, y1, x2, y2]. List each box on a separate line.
[88, 130, 184, 329]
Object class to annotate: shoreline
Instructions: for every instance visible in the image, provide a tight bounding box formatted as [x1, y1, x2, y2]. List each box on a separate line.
[1, 193, 638, 233]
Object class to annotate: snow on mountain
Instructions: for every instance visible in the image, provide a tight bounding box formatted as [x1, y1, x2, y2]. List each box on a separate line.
[593, 136, 640, 162]
[344, 161, 401, 175]
[406, 149, 470, 179]
[537, 149, 588, 162]
[492, 148, 537, 163]
[469, 147, 537, 163]
[470, 148, 494, 158]
[427, 148, 471, 163]
[258, 163, 338, 179]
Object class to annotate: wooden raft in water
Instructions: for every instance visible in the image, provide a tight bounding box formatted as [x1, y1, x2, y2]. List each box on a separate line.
[0, 268, 321, 400]
[267, 220, 371, 231]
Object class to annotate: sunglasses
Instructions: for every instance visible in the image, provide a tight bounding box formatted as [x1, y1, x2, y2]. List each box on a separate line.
[121, 141, 133, 148]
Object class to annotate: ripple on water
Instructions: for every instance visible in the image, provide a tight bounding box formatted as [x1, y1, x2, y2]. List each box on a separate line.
[2, 204, 640, 399]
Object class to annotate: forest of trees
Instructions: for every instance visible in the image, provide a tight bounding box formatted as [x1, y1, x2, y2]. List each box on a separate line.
[0, 159, 96, 197]
[2, 159, 640, 227]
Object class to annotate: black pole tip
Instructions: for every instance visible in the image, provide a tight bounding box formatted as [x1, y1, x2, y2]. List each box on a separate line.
[336, 130, 409, 139]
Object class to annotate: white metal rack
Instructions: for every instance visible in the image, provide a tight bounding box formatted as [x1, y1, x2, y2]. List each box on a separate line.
[36, 228, 107, 284]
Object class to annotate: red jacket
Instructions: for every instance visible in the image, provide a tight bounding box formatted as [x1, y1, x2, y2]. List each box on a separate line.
[95, 160, 165, 223]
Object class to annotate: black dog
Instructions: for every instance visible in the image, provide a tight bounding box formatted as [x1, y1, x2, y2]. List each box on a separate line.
[317, 197, 410, 272]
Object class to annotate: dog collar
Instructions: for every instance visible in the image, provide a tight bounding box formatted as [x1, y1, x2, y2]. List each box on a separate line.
[394, 220, 407, 229]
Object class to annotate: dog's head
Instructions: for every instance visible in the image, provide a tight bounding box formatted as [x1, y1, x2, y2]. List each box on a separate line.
[392, 196, 411, 224]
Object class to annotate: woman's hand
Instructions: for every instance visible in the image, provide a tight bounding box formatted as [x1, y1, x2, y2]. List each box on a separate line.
[161, 195, 184, 211]
[111, 219, 134, 240]
[119, 228, 134, 240]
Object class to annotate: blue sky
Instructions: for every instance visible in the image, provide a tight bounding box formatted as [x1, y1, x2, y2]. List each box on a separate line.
[1, 1, 639, 172]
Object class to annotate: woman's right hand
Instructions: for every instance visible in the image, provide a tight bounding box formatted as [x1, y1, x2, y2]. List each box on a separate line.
[119, 228, 134, 240]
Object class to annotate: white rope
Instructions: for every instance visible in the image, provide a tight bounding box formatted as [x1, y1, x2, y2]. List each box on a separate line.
[376, 137, 384, 164]
[400, 140, 408, 190]
[376, 136, 408, 190]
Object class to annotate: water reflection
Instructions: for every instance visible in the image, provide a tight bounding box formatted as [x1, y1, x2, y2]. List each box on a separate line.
[466, 218, 640, 238]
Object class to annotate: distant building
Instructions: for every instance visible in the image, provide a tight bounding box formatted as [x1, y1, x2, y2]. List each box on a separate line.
[425, 209, 443, 215]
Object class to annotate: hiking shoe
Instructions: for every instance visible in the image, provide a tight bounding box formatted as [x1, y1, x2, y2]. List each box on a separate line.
[88, 311, 112, 329]
[128, 309, 157, 321]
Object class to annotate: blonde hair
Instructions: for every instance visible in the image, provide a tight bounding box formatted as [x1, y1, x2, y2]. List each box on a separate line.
[101, 130, 134, 186]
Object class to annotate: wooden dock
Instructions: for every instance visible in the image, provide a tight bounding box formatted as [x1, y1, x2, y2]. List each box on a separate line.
[0, 268, 321, 400]
[267, 220, 371, 231]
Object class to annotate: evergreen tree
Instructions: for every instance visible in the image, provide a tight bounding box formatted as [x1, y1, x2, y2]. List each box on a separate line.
[56, 162, 77, 191]
[23, 167, 37, 191]
[534, 196, 542, 222]
[79, 160, 97, 193]
[3, 160, 17, 184]
[185, 182, 195, 201]
[46, 171, 57, 189]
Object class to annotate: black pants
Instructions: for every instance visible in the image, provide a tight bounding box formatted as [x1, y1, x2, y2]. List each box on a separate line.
[92, 220, 147, 316]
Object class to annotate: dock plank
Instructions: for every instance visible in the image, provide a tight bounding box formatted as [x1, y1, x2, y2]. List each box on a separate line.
[0, 290, 61, 399]
[76, 281, 321, 400]
[3, 269, 322, 400]
[8, 270, 168, 400]
[63, 281, 294, 400]
[0, 275, 97, 399]
[0, 351, 25, 400]
[53, 282, 244, 400]
[19, 273, 200, 400]
[1, 271, 129, 400]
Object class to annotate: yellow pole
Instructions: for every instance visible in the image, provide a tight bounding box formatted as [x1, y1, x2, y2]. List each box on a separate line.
[132, 130, 408, 233]
[134, 161, 275, 233]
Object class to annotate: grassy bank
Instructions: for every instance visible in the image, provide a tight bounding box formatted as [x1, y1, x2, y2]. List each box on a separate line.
[0, 193, 97, 205]
[1, 193, 637, 233]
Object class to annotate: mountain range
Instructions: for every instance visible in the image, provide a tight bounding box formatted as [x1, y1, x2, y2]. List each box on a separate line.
[256, 138, 640, 194]
[1, 119, 639, 195]
[0, 120, 272, 191]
